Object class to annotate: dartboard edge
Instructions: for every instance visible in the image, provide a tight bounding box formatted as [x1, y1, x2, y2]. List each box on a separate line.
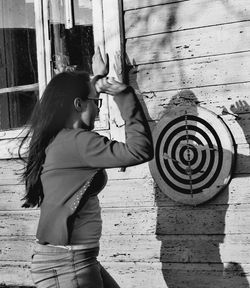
[149, 105, 235, 205]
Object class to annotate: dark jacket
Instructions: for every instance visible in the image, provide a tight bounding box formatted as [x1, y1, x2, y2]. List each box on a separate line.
[36, 87, 153, 245]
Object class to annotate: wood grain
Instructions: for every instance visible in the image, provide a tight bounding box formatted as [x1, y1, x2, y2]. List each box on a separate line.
[1, 176, 250, 211]
[2, 204, 250, 237]
[123, 0, 186, 11]
[139, 82, 250, 121]
[126, 22, 250, 65]
[125, 0, 250, 38]
[129, 52, 250, 92]
[1, 261, 250, 288]
[2, 234, 250, 264]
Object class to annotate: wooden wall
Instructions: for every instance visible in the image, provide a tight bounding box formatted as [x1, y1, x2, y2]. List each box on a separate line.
[1, 0, 250, 287]
[100, 0, 250, 287]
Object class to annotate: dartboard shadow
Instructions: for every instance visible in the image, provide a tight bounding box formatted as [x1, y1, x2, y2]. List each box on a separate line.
[152, 90, 250, 288]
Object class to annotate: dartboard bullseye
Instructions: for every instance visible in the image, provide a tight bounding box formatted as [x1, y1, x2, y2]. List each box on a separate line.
[149, 105, 235, 205]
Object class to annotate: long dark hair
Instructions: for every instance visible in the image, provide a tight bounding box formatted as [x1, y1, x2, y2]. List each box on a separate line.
[19, 71, 90, 208]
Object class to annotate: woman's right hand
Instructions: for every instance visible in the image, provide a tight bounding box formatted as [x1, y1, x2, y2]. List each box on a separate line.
[92, 46, 109, 77]
[95, 77, 128, 96]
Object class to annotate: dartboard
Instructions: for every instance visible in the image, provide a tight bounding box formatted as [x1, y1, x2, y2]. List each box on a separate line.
[149, 105, 236, 205]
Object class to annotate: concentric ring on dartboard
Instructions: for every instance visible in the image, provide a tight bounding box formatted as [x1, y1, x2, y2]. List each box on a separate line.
[179, 144, 198, 166]
[161, 130, 210, 186]
[170, 134, 207, 176]
[156, 115, 223, 194]
[167, 126, 217, 183]
[175, 137, 204, 171]
[160, 123, 216, 189]
[149, 106, 235, 205]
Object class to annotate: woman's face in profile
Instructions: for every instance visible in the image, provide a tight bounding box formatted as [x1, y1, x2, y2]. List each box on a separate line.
[80, 82, 99, 130]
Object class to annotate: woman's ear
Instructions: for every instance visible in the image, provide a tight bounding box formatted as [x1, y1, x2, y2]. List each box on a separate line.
[73, 98, 87, 112]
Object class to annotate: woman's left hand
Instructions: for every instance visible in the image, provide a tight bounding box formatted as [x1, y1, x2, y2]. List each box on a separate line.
[92, 46, 109, 76]
[95, 77, 127, 95]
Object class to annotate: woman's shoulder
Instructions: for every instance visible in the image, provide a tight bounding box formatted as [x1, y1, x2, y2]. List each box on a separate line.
[57, 128, 96, 138]
[46, 128, 92, 151]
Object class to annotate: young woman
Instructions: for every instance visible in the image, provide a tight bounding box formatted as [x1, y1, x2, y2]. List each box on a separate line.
[19, 50, 153, 287]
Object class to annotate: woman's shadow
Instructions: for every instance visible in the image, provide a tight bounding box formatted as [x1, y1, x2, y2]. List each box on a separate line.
[153, 91, 250, 288]
[127, 54, 249, 287]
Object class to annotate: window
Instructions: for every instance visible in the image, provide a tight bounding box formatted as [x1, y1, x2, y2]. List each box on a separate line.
[0, 0, 39, 130]
[0, 0, 122, 157]
[48, 0, 94, 75]
[44, 0, 109, 129]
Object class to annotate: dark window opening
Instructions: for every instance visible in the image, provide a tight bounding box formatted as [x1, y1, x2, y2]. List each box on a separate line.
[49, 0, 94, 75]
[0, 0, 38, 130]
[0, 90, 38, 129]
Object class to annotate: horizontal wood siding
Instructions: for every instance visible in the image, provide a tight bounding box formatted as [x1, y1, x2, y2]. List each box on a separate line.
[124, 0, 250, 38]
[121, 0, 250, 287]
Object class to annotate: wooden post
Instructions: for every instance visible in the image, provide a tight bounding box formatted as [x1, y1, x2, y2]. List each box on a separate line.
[102, 0, 125, 142]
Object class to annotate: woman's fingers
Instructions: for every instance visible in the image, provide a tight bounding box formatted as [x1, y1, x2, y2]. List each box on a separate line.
[95, 77, 127, 95]
[92, 46, 109, 76]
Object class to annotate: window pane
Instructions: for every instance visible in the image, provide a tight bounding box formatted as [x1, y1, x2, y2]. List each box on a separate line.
[0, 90, 38, 130]
[49, 0, 94, 74]
[0, 0, 38, 88]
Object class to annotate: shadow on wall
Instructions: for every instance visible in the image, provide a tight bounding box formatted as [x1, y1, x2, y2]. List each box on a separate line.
[125, 1, 250, 286]
[130, 63, 250, 286]
[152, 91, 250, 288]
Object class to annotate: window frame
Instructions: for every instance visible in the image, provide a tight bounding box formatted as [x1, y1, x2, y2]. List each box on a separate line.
[0, 0, 44, 138]
[42, 0, 109, 130]
[0, 0, 123, 159]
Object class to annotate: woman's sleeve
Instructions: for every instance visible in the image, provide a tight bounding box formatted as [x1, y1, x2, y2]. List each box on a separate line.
[75, 87, 154, 168]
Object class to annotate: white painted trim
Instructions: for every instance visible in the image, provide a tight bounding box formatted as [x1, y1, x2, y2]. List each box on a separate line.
[92, 0, 109, 130]
[0, 127, 29, 140]
[34, 0, 47, 97]
[102, 0, 124, 140]
[0, 84, 39, 95]
[42, 0, 52, 84]
[92, 0, 105, 54]
[64, 0, 74, 29]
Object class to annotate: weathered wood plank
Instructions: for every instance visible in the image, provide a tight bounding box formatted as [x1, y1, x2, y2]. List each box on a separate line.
[0, 162, 152, 184]
[1, 176, 250, 211]
[2, 204, 250, 236]
[129, 52, 250, 92]
[103, 262, 250, 288]
[0, 262, 34, 286]
[237, 144, 250, 174]
[155, 204, 250, 235]
[0, 160, 24, 185]
[140, 82, 250, 120]
[102, 234, 250, 264]
[0, 160, 151, 185]
[123, 0, 187, 11]
[0, 236, 35, 262]
[99, 178, 154, 207]
[0, 179, 154, 210]
[2, 234, 250, 265]
[126, 22, 250, 65]
[0, 130, 110, 160]
[2, 143, 246, 173]
[0, 210, 39, 236]
[100, 234, 250, 264]
[0, 184, 25, 210]
[101, 204, 250, 235]
[155, 175, 250, 206]
[125, 0, 250, 38]
[2, 261, 250, 288]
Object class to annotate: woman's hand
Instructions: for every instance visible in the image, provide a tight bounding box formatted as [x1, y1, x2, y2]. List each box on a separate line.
[113, 51, 123, 82]
[95, 77, 127, 95]
[92, 46, 109, 76]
